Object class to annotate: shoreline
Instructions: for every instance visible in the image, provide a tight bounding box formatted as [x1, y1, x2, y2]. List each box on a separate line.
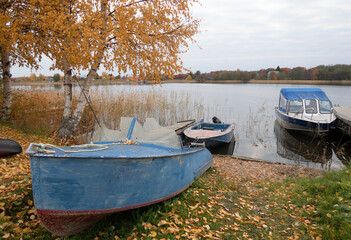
[10, 79, 351, 86]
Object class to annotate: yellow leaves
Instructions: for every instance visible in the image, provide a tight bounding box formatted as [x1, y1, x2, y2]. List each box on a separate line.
[142, 221, 155, 230]
[2, 233, 11, 239]
[0, 211, 5, 219]
[252, 215, 260, 222]
[189, 202, 201, 210]
[148, 231, 157, 237]
[157, 220, 168, 226]
[234, 212, 242, 221]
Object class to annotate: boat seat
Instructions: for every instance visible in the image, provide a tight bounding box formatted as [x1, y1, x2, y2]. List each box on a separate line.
[202, 127, 215, 130]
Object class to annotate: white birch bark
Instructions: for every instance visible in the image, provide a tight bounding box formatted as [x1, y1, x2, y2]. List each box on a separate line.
[0, 47, 12, 122]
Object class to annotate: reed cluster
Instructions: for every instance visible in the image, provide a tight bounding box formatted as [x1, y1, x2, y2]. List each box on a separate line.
[7, 89, 205, 142]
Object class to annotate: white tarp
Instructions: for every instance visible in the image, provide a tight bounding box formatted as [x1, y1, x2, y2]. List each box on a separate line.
[93, 117, 182, 149]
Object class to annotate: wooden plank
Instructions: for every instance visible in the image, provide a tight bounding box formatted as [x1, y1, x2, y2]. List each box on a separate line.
[166, 119, 195, 134]
[334, 106, 351, 125]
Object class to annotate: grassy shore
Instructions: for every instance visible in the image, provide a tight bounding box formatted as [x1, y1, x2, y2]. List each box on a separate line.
[1, 125, 350, 239]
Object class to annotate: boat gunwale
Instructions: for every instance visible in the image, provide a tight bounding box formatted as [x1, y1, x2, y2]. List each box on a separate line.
[184, 123, 235, 139]
[29, 142, 206, 159]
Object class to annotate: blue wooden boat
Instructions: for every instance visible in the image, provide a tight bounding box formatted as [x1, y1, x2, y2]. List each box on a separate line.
[183, 117, 235, 154]
[275, 88, 336, 134]
[25, 118, 212, 236]
[0, 139, 22, 157]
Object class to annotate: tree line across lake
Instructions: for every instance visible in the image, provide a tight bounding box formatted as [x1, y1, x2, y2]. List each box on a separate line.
[173, 64, 351, 81]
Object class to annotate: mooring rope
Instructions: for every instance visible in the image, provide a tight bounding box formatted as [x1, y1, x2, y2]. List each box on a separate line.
[33, 140, 139, 154]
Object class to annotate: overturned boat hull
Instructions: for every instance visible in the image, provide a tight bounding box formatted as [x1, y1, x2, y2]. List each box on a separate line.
[0, 139, 22, 157]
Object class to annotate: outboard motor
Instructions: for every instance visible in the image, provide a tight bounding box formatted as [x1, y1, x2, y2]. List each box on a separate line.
[212, 116, 222, 123]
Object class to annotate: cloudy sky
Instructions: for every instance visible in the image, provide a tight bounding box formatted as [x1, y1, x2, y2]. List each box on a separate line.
[12, 0, 351, 77]
[181, 0, 351, 73]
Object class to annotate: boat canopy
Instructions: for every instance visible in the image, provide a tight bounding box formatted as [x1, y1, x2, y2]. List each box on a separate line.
[280, 88, 330, 101]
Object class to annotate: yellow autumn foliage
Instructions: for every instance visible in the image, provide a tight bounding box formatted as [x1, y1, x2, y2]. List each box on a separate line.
[30, 0, 199, 82]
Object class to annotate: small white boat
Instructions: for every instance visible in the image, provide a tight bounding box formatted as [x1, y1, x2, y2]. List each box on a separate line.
[275, 88, 336, 134]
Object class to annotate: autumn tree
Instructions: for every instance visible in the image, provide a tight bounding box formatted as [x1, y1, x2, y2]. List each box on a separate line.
[0, 0, 41, 122]
[101, 71, 108, 79]
[29, 73, 36, 80]
[53, 73, 60, 82]
[36, 0, 200, 139]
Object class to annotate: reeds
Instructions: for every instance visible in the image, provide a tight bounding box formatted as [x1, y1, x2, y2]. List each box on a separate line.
[7, 88, 205, 142]
[10, 90, 64, 135]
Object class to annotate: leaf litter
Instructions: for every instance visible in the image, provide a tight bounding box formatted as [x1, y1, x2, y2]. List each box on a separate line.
[1, 124, 342, 240]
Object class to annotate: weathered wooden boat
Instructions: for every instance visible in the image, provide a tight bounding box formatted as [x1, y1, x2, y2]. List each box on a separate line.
[25, 118, 212, 236]
[0, 139, 22, 157]
[183, 117, 235, 154]
[275, 88, 336, 134]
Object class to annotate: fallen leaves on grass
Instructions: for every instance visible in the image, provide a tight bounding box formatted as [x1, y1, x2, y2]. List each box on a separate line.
[1, 124, 343, 240]
[0, 125, 57, 239]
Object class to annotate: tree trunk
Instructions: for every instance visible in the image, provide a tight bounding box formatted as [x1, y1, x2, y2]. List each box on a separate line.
[0, 47, 12, 122]
[56, 58, 74, 139]
[56, 0, 107, 140]
[56, 62, 101, 140]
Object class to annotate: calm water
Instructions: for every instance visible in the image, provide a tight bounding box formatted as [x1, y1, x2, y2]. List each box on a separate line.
[157, 83, 351, 169]
[16, 83, 351, 169]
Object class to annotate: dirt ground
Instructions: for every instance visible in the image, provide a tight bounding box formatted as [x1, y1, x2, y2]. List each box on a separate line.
[213, 154, 326, 181]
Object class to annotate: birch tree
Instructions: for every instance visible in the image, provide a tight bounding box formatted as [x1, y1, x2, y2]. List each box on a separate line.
[0, 0, 41, 122]
[37, 0, 200, 139]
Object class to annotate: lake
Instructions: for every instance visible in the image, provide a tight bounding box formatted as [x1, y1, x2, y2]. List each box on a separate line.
[16, 82, 351, 169]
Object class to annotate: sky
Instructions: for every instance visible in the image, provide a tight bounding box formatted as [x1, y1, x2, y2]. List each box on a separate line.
[12, 0, 351, 77]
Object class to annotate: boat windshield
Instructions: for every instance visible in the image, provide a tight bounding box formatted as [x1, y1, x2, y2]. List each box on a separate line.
[319, 100, 333, 114]
[287, 100, 303, 113]
[304, 99, 318, 114]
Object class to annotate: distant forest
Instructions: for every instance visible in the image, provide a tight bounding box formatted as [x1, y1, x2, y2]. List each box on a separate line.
[173, 64, 351, 81]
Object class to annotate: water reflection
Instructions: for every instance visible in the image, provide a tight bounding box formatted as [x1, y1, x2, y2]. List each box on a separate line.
[330, 133, 351, 166]
[274, 120, 351, 168]
[274, 121, 333, 168]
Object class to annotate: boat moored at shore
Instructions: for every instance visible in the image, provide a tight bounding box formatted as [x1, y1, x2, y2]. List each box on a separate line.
[275, 88, 336, 134]
[25, 118, 213, 236]
[183, 117, 235, 154]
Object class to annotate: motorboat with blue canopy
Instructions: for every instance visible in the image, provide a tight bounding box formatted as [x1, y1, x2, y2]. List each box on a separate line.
[25, 117, 212, 236]
[275, 88, 336, 133]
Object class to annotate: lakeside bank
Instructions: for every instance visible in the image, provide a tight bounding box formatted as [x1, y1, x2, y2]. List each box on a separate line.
[1, 124, 350, 239]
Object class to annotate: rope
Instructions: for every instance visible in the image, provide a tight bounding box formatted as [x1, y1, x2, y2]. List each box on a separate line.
[34, 143, 108, 154]
[33, 140, 139, 154]
[74, 76, 102, 139]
